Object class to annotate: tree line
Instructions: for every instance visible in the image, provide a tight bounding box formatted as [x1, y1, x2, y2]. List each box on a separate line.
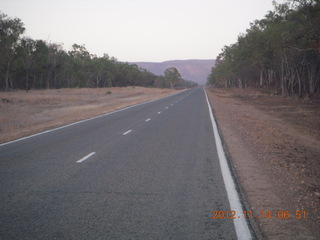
[207, 0, 320, 98]
[0, 12, 197, 91]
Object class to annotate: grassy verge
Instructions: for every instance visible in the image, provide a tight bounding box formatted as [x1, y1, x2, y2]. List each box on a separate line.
[0, 87, 179, 143]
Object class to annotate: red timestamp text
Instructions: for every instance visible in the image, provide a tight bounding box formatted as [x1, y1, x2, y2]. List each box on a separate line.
[212, 210, 307, 220]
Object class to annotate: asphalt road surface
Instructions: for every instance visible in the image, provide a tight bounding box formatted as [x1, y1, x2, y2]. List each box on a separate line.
[0, 88, 251, 239]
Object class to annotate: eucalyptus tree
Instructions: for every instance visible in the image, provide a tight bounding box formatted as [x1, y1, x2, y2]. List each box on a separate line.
[1, 11, 191, 90]
[208, 0, 320, 97]
[164, 67, 182, 88]
[33, 40, 49, 88]
[68, 44, 91, 87]
[14, 37, 36, 90]
[0, 12, 25, 90]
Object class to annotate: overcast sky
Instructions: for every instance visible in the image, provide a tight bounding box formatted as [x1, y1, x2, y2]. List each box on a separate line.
[2, 0, 277, 62]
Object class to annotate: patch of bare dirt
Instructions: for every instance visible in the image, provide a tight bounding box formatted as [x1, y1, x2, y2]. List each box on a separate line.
[0, 87, 179, 144]
[206, 88, 320, 240]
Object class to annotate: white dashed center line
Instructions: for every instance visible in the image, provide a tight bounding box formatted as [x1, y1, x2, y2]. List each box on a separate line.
[157, 111, 161, 114]
[122, 130, 132, 135]
[76, 152, 96, 163]
[145, 118, 151, 122]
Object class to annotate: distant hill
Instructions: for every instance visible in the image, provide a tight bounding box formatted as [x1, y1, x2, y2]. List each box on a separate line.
[132, 59, 216, 85]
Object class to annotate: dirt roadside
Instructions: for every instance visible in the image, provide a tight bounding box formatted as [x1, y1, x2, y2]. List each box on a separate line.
[0, 87, 179, 144]
[206, 88, 320, 239]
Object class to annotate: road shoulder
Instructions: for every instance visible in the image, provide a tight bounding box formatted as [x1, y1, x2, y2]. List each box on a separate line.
[206, 88, 320, 240]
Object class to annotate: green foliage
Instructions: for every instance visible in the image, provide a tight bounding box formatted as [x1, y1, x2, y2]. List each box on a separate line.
[0, 11, 198, 90]
[164, 67, 182, 88]
[0, 12, 25, 90]
[208, 0, 320, 97]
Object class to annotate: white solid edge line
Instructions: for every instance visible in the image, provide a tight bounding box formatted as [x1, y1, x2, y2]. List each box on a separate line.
[0, 90, 187, 147]
[122, 130, 132, 135]
[204, 89, 252, 240]
[76, 152, 96, 163]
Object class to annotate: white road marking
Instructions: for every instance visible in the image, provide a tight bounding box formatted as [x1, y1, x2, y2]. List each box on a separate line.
[205, 89, 252, 240]
[76, 152, 96, 163]
[165, 107, 169, 109]
[157, 111, 161, 114]
[122, 130, 132, 135]
[145, 118, 151, 122]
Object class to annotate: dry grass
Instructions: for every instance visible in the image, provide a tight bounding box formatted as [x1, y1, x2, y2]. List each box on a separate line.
[207, 88, 320, 238]
[0, 87, 179, 143]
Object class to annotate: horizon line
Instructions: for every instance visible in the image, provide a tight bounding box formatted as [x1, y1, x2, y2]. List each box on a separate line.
[128, 58, 216, 63]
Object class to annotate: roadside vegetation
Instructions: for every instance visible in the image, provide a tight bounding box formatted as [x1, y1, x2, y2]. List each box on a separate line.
[206, 1, 320, 237]
[0, 12, 197, 91]
[0, 87, 179, 143]
[207, 0, 320, 99]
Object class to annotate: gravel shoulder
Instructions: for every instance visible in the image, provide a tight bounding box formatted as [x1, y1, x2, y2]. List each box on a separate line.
[206, 88, 320, 239]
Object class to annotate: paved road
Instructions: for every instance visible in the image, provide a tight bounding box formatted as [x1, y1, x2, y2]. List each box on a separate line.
[0, 88, 249, 239]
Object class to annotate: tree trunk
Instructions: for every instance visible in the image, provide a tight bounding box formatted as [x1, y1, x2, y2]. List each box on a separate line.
[46, 70, 50, 89]
[238, 78, 242, 88]
[281, 59, 285, 97]
[260, 70, 263, 87]
[5, 60, 10, 91]
[307, 65, 316, 97]
[295, 68, 302, 98]
[40, 71, 43, 88]
[26, 70, 29, 92]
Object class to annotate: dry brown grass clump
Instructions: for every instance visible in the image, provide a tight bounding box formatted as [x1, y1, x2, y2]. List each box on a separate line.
[0, 87, 179, 143]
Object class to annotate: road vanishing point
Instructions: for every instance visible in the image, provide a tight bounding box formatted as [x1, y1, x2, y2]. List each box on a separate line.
[0, 88, 254, 239]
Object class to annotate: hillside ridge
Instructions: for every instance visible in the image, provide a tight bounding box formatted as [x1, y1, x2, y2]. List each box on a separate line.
[132, 59, 215, 85]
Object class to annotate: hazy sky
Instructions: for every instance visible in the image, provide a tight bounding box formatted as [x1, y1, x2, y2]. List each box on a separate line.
[2, 0, 276, 62]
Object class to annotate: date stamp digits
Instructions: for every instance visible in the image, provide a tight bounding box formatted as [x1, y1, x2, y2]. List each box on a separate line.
[212, 210, 307, 220]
